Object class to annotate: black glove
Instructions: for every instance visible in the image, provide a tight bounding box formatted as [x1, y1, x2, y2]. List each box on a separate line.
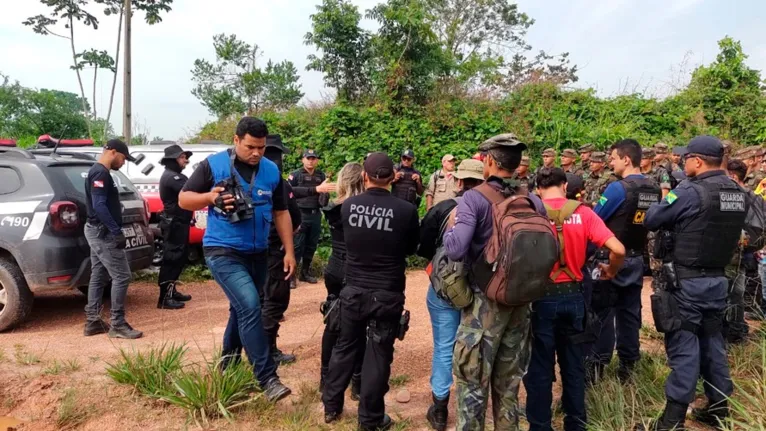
[113, 232, 127, 249]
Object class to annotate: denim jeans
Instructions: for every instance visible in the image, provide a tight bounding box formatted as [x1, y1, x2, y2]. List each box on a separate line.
[426, 285, 461, 400]
[524, 292, 586, 431]
[84, 223, 131, 325]
[206, 252, 276, 387]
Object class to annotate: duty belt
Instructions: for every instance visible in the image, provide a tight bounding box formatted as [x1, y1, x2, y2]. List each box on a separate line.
[544, 281, 582, 297]
[300, 208, 319, 214]
[675, 265, 725, 280]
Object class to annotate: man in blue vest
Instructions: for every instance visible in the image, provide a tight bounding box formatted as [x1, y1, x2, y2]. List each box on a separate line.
[179, 117, 296, 403]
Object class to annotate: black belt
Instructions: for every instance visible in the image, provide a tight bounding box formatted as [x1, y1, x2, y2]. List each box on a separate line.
[300, 208, 319, 214]
[675, 265, 725, 280]
[598, 248, 642, 258]
[544, 281, 582, 297]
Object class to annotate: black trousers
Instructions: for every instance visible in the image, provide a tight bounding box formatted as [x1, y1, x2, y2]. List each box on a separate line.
[322, 285, 404, 427]
[158, 219, 189, 291]
[262, 245, 291, 342]
[321, 270, 364, 381]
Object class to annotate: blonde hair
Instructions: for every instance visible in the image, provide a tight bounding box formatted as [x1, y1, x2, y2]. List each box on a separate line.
[334, 162, 365, 204]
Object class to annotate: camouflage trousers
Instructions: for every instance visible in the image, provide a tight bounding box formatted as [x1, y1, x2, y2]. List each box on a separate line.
[453, 290, 532, 431]
[646, 231, 661, 288]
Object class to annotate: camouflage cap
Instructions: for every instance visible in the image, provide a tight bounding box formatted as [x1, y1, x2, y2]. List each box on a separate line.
[477, 133, 527, 152]
[653, 142, 669, 154]
[721, 140, 734, 155]
[735, 145, 764, 159]
[520, 155, 530, 166]
[642, 147, 656, 159]
[542, 148, 557, 157]
[561, 148, 578, 158]
[578, 143, 595, 153]
[590, 151, 606, 163]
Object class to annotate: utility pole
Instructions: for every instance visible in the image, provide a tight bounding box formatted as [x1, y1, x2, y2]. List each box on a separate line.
[122, 0, 132, 144]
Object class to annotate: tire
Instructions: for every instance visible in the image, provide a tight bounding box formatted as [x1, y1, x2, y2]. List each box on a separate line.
[0, 257, 34, 332]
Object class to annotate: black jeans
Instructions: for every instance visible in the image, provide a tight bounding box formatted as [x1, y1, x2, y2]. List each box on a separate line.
[158, 218, 189, 290]
[262, 245, 291, 342]
[322, 285, 404, 427]
[293, 210, 322, 272]
[320, 270, 364, 382]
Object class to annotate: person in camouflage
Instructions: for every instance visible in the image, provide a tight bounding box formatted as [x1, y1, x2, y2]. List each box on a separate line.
[532, 148, 557, 190]
[512, 155, 532, 195]
[560, 148, 578, 175]
[671, 146, 686, 172]
[653, 142, 677, 192]
[641, 148, 667, 280]
[723, 160, 752, 343]
[577, 143, 595, 177]
[582, 151, 615, 207]
[736, 145, 766, 191]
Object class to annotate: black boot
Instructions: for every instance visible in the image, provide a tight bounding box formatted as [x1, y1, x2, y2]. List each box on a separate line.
[618, 360, 637, 383]
[158, 283, 185, 310]
[692, 400, 728, 430]
[299, 263, 318, 284]
[359, 414, 393, 431]
[636, 401, 688, 431]
[271, 339, 296, 365]
[350, 373, 361, 401]
[170, 282, 192, 302]
[426, 393, 449, 431]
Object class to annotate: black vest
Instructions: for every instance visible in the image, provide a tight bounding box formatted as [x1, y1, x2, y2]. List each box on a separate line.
[159, 168, 193, 223]
[673, 173, 748, 269]
[605, 176, 661, 252]
[292, 168, 325, 209]
[391, 165, 420, 204]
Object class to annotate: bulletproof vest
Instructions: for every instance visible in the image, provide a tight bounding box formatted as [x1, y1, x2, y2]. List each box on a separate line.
[159, 168, 193, 223]
[605, 177, 661, 251]
[673, 174, 749, 269]
[391, 165, 419, 204]
[292, 168, 324, 209]
[323, 203, 346, 257]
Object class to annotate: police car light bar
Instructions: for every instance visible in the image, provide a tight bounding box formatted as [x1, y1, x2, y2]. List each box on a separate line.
[37, 134, 95, 147]
[0, 139, 17, 147]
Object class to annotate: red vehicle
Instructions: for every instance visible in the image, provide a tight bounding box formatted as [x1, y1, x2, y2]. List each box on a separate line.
[36, 138, 230, 265]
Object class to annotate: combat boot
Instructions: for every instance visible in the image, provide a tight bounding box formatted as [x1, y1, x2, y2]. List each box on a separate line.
[350, 373, 361, 401]
[299, 268, 318, 284]
[692, 400, 728, 430]
[84, 319, 110, 336]
[635, 400, 687, 431]
[271, 339, 296, 365]
[170, 281, 192, 302]
[426, 393, 449, 431]
[359, 414, 393, 431]
[618, 360, 637, 383]
[158, 283, 185, 310]
[109, 322, 144, 339]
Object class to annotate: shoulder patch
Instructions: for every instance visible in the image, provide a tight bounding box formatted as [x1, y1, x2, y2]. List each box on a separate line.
[598, 196, 608, 206]
[288, 174, 294, 181]
[666, 191, 678, 205]
[174, 175, 181, 180]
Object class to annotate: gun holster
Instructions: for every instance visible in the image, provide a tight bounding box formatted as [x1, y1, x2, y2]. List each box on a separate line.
[397, 310, 410, 341]
[650, 289, 682, 334]
[320, 295, 341, 332]
[368, 319, 396, 344]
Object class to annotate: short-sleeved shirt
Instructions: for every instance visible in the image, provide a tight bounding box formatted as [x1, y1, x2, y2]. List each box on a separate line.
[85, 163, 121, 233]
[544, 197, 614, 283]
[425, 169, 459, 206]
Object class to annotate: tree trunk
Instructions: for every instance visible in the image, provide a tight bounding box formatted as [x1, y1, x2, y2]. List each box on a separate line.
[104, 6, 124, 140]
[92, 66, 98, 120]
[69, 17, 92, 139]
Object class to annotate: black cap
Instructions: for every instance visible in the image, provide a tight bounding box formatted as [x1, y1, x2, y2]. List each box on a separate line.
[266, 134, 288, 153]
[565, 173, 584, 195]
[672, 170, 687, 182]
[364, 152, 395, 179]
[672, 146, 688, 156]
[160, 144, 192, 164]
[402, 149, 415, 159]
[303, 149, 319, 159]
[685, 135, 724, 158]
[105, 139, 135, 162]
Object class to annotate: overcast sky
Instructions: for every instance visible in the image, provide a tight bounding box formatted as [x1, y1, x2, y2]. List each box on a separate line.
[2, 0, 765, 140]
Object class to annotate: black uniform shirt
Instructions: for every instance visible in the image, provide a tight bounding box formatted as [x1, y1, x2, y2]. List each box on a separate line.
[85, 163, 121, 235]
[342, 187, 420, 292]
[417, 196, 460, 260]
[160, 165, 193, 223]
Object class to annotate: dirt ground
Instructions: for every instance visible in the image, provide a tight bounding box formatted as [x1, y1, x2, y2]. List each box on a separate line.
[0, 273, 711, 430]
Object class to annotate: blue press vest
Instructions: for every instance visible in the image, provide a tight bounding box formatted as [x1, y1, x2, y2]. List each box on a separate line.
[203, 151, 280, 253]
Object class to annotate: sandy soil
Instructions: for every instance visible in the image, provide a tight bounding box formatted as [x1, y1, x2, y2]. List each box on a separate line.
[0, 274, 712, 430]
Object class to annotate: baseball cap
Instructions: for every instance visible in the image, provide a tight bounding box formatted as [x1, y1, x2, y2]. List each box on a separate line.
[590, 151, 606, 163]
[402, 149, 415, 159]
[105, 139, 135, 162]
[672, 146, 688, 157]
[477, 133, 527, 152]
[654, 142, 669, 154]
[453, 159, 484, 181]
[685, 135, 724, 158]
[561, 149, 577, 158]
[542, 148, 557, 157]
[578, 143, 595, 153]
[364, 152, 395, 179]
[642, 148, 656, 159]
[303, 149, 319, 159]
[441, 154, 456, 163]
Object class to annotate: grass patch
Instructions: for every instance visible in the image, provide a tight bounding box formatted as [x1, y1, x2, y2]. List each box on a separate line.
[106, 343, 186, 396]
[725, 339, 766, 430]
[14, 344, 43, 365]
[44, 359, 82, 376]
[389, 374, 411, 388]
[133, 265, 213, 283]
[56, 389, 90, 429]
[640, 324, 664, 341]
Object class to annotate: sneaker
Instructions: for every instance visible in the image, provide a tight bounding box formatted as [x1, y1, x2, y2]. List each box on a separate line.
[263, 377, 291, 403]
[84, 319, 111, 336]
[359, 414, 393, 431]
[108, 322, 144, 339]
[324, 410, 342, 424]
[272, 348, 297, 365]
[157, 296, 185, 310]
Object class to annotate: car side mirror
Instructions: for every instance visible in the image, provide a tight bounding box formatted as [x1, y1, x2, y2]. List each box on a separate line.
[133, 153, 146, 164]
[141, 164, 155, 176]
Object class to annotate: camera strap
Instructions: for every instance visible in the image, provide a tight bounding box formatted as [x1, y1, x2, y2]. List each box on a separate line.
[229, 149, 260, 191]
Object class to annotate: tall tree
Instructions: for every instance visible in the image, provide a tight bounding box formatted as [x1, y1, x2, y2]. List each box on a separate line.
[305, 0, 372, 103]
[191, 34, 304, 117]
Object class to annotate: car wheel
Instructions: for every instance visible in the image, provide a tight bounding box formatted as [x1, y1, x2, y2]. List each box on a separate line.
[0, 257, 34, 332]
[153, 235, 164, 267]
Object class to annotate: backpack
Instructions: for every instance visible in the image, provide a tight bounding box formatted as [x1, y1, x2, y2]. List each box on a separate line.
[425, 199, 474, 309]
[471, 183, 559, 306]
[543, 200, 582, 282]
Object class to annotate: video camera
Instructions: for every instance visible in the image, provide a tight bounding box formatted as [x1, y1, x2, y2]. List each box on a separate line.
[213, 178, 254, 223]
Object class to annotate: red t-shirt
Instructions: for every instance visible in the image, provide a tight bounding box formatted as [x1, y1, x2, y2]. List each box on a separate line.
[543, 197, 615, 283]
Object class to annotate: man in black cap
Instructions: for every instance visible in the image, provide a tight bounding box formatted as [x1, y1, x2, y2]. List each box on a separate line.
[288, 149, 334, 284]
[640, 136, 760, 430]
[323, 152, 420, 430]
[262, 134, 303, 365]
[391, 149, 424, 206]
[157, 144, 194, 310]
[83, 139, 142, 339]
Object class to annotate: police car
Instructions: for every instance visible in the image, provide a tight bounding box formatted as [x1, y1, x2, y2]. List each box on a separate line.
[0, 143, 154, 331]
[33, 137, 229, 265]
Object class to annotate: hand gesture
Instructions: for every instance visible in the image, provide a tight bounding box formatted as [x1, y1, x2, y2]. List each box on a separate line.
[598, 263, 617, 280]
[316, 179, 337, 194]
[412, 173, 421, 182]
[395, 171, 404, 181]
[208, 187, 235, 212]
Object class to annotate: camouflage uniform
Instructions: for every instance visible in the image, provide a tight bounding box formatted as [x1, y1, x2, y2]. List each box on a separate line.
[512, 156, 532, 195]
[533, 148, 558, 191]
[454, 290, 532, 431]
[642, 148, 667, 278]
[577, 143, 595, 177]
[582, 151, 615, 206]
[560, 148, 579, 176]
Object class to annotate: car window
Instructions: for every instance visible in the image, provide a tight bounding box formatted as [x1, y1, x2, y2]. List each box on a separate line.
[0, 167, 22, 194]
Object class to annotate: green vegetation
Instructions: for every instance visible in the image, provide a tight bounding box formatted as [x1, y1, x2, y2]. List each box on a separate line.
[44, 359, 82, 376]
[13, 344, 43, 366]
[56, 388, 91, 430]
[389, 374, 411, 388]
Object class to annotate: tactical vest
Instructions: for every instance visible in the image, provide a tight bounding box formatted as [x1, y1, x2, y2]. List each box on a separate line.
[391, 165, 420, 204]
[292, 168, 324, 209]
[605, 176, 661, 251]
[159, 169, 192, 223]
[203, 151, 280, 253]
[673, 174, 748, 269]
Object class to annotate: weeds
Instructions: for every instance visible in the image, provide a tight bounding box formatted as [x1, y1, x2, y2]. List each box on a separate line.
[133, 265, 213, 283]
[14, 344, 42, 365]
[724, 339, 766, 430]
[640, 324, 663, 341]
[56, 389, 90, 429]
[389, 374, 410, 388]
[106, 343, 186, 396]
[44, 359, 82, 376]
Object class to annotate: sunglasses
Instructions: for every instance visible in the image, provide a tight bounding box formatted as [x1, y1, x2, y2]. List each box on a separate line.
[402, 156, 413, 161]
